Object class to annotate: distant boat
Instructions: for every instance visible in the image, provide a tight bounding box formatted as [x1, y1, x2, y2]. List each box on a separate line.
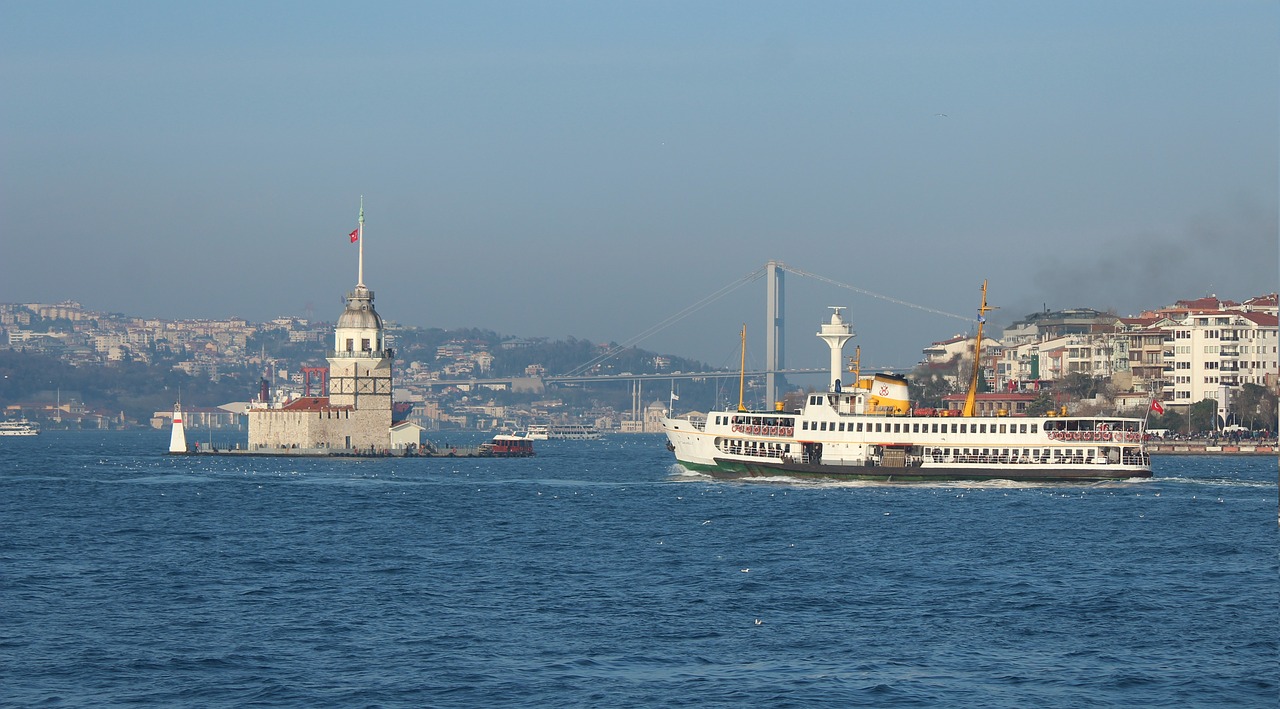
[547, 424, 601, 440]
[525, 424, 550, 440]
[478, 434, 536, 457]
[0, 419, 39, 436]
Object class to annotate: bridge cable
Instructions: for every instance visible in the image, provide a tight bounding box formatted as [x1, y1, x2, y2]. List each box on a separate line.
[779, 263, 972, 323]
[562, 266, 767, 377]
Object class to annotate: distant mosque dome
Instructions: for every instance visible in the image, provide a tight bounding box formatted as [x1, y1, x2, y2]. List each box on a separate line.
[337, 285, 383, 331]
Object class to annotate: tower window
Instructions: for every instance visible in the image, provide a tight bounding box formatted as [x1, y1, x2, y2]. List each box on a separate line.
[346, 338, 354, 352]
[362, 338, 371, 351]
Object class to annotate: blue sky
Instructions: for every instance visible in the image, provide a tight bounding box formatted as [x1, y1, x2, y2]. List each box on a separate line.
[2, 1, 1276, 369]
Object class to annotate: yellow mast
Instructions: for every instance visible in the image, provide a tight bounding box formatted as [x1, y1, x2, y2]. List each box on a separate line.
[961, 280, 996, 417]
[737, 324, 748, 412]
[848, 345, 861, 383]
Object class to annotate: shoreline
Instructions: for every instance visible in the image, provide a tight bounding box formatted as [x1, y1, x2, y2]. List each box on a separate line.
[1148, 443, 1277, 456]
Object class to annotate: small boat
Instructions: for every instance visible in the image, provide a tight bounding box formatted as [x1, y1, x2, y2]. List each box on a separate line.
[478, 434, 536, 457]
[662, 282, 1153, 483]
[0, 419, 40, 436]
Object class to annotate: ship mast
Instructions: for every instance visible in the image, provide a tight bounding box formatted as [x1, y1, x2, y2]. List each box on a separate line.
[737, 324, 748, 412]
[961, 280, 996, 417]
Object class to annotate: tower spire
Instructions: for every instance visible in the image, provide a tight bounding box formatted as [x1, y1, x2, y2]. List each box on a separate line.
[357, 196, 365, 287]
[817, 307, 854, 391]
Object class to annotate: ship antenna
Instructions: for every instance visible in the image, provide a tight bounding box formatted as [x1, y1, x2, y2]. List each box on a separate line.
[738, 324, 748, 412]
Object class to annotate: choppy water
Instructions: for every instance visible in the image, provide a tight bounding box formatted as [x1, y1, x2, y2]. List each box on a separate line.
[1, 431, 1276, 707]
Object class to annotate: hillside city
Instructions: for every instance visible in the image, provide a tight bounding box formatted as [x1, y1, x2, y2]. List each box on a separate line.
[1, 290, 1277, 437]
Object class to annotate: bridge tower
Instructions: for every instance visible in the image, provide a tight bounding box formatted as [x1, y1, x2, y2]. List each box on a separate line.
[765, 260, 784, 406]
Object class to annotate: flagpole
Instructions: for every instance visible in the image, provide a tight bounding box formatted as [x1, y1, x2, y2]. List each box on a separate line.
[357, 196, 365, 287]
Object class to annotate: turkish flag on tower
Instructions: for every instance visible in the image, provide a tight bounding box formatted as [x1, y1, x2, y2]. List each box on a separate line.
[349, 228, 359, 243]
[1150, 400, 1164, 415]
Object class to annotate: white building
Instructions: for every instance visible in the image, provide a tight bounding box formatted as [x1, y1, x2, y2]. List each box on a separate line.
[1161, 309, 1278, 408]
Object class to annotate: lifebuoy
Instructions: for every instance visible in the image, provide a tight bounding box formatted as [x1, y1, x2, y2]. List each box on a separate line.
[1102, 432, 1112, 441]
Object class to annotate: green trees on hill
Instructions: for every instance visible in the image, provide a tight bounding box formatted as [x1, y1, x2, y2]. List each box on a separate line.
[0, 351, 253, 425]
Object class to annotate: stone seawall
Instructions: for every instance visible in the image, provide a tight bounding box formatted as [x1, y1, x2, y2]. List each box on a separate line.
[1148, 443, 1277, 456]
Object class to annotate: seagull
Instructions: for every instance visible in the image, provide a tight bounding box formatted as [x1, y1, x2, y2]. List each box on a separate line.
[741, 568, 750, 573]
[755, 619, 763, 626]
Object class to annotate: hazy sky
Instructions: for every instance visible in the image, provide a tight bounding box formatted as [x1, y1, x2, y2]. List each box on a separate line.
[2, 1, 1276, 370]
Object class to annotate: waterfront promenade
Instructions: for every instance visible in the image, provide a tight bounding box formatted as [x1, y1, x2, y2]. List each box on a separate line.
[1147, 438, 1277, 456]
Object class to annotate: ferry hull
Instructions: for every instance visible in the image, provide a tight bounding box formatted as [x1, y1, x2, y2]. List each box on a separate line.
[694, 457, 1151, 483]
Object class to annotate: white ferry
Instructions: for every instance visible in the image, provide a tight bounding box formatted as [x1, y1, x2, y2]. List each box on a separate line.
[525, 424, 550, 440]
[547, 424, 602, 440]
[0, 419, 40, 436]
[662, 284, 1152, 483]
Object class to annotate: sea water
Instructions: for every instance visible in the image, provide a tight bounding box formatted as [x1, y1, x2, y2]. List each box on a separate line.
[1, 431, 1276, 708]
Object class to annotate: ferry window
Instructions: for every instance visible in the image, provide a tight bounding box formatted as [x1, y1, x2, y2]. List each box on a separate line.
[877, 423, 884, 433]
[857, 423, 864, 432]
[1031, 425, 1038, 434]
[980, 424, 987, 434]
[999, 424, 1006, 434]
[960, 424, 967, 434]
[820, 422, 827, 431]
[894, 423, 901, 433]
[802, 421, 808, 431]
[1020, 424, 1027, 434]
[950, 424, 958, 433]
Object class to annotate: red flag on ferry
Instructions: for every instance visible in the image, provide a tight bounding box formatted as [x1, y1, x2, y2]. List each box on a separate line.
[349, 228, 359, 243]
[1150, 400, 1164, 415]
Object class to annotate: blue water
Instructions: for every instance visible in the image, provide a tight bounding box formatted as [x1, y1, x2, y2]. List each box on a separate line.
[1, 431, 1276, 708]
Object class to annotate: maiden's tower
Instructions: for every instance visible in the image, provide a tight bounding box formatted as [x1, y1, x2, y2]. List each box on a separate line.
[247, 201, 399, 452]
